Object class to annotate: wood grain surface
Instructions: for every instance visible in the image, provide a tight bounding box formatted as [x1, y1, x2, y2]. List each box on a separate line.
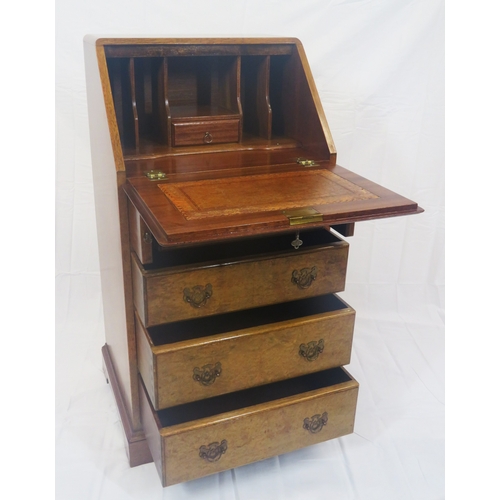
[131, 234, 349, 327]
[171, 118, 240, 147]
[139, 367, 359, 486]
[128, 201, 153, 264]
[136, 294, 355, 409]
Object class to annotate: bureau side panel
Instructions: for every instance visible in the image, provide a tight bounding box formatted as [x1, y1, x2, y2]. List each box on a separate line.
[84, 39, 141, 431]
[280, 44, 335, 160]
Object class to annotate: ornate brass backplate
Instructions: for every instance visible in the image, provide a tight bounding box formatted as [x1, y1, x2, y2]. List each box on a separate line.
[303, 412, 328, 434]
[299, 339, 325, 361]
[291, 266, 318, 289]
[199, 440, 228, 462]
[193, 362, 222, 386]
[183, 284, 213, 308]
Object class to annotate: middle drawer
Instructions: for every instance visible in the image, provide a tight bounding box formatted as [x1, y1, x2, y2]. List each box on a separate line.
[137, 293, 355, 410]
[131, 228, 349, 327]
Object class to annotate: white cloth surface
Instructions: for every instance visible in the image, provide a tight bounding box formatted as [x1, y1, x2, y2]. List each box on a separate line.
[55, 1, 444, 498]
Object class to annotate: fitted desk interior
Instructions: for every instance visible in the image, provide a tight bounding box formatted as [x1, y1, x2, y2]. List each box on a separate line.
[84, 37, 421, 486]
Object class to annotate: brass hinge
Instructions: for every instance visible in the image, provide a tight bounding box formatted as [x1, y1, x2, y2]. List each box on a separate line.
[296, 158, 318, 167]
[283, 208, 324, 226]
[145, 170, 167, 181]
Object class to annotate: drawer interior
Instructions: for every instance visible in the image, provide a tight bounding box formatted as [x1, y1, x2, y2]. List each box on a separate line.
[147, 293, 350, 346]
[151, 367, 353, 427]
[144, 227, 342, 270]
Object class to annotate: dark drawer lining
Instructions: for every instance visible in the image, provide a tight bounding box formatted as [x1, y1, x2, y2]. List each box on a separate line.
[152, 367, 352, 428]
[147, 294, 349, 346]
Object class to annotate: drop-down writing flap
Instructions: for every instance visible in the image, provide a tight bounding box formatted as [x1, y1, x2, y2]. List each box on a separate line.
[124, 161, 422, 247]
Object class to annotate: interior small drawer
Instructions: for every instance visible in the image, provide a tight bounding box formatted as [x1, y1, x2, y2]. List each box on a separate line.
[171, 118, 240, 146]
[137, 293, 355, 410]
[131, 228, 349, 327]
[140, 366, 358, 486]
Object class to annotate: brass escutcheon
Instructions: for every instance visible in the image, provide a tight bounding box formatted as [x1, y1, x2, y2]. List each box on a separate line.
[291, 231, 303, 250]
[303, 412, 328, 434]
[183, 284, 213, 308]
[299, 339, 325, 361]
[199, 440, 227, 462]
[193, 362, 222, 386]
[291, 266, 317, 289]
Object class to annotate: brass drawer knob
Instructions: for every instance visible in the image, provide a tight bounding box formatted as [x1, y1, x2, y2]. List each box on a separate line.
[303, 412, 328, 434]
[199, 439, 227, 462]
[291, 266, 317, 289]
[193, 362, 222, 386]
[299, 339, 324, 361]
[183, 284, 213, 308]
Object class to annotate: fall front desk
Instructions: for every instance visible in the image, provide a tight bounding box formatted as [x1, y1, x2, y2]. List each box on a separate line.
[84, 36, 422, 487]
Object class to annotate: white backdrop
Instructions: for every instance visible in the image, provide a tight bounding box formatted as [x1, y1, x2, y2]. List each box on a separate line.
[55, 1, 444, 499]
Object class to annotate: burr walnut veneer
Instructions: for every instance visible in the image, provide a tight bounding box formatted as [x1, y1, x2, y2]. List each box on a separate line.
[84, 36, 421, 486]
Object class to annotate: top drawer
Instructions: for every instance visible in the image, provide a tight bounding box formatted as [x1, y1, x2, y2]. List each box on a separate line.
[132, 228, 349, 327]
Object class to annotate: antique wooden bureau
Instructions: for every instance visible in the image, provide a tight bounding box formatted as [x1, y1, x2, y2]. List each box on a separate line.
[84, 36, 422, 486]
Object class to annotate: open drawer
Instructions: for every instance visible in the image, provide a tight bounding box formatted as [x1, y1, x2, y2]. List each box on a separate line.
[140, 366, 359, 486]
[131, 228, 349, 327]
[137, 294, 356, 409]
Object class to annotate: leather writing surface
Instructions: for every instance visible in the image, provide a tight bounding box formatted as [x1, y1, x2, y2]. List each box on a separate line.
[124, 163, 421, 246]
[158, 169, 378, 220]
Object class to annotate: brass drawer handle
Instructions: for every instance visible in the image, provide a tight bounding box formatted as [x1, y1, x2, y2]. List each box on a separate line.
[203, 131, 213, 144]
[291, 266, 317, 289]
[303, 412, 328, 434]
[199, 439, 227, 462]
[193, 362, 222, 386]
[183, 284, 213, 308]
[299, 339, 324, 361]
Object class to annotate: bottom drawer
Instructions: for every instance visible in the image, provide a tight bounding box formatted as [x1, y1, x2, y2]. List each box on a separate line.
[140, 367, 358, 486]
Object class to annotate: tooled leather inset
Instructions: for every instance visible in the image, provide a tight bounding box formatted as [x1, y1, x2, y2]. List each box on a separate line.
[157, 170, 378, 220]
